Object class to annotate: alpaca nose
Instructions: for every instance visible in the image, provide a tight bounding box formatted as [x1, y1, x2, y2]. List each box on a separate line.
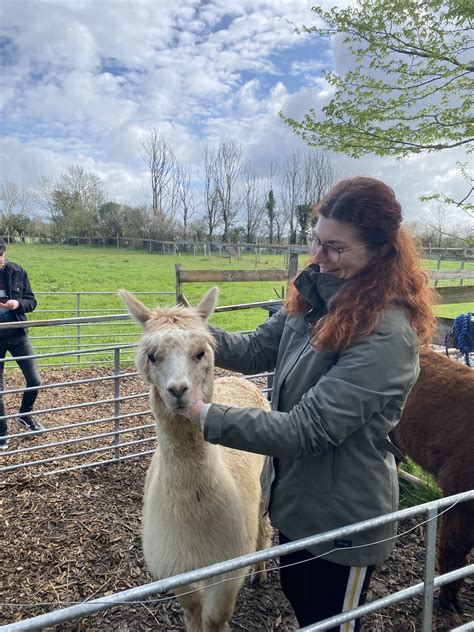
[167, 383, 189, 399]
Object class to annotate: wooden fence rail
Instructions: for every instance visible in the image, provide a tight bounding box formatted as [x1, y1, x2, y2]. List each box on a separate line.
[175, 255, 473, 351]
[175, 254, 299, 305]
[435, 286, 474, 304]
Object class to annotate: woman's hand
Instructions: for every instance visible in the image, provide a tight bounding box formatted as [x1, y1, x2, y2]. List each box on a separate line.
[181, 383, 205, 424]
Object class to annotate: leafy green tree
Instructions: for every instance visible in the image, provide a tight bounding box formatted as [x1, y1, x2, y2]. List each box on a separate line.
[98, 202, 124, 238]
[296, 203, 312, 244]
[283, 0, 473, 216]
[121, 205, 150, 238]
[37, 166, 106, 238]
[265, 189, 276, 244]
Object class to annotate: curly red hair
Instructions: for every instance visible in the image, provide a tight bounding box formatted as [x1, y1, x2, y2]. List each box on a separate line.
[285, 177, 437, 352]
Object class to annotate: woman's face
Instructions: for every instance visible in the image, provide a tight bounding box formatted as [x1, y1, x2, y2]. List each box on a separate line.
[310, 216, 375, 279]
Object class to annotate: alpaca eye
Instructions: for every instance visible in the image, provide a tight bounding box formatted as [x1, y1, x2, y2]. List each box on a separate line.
[147, 353, 156, 363]
[195, 351, 205, 361]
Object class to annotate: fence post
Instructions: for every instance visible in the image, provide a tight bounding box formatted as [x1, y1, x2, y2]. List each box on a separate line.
[175, 263, 183, 304]
[113, 347, 121, 462]
[421, 506, 438, 632]
[459, 260, 465, 286]
[435, 255, 442, 288]
[76, 293, 81, 364]
[287, 252, 298, 281]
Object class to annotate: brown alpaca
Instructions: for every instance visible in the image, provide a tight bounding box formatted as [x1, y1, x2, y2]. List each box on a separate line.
[392, 348, 474, 610]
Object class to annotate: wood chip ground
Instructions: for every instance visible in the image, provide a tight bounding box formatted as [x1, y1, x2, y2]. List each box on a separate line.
[2, 366, 472, 630]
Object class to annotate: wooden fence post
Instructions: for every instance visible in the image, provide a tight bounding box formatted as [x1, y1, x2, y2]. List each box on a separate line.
[287, 252, 298, 281]
[175, 263, 183, 304]
[435, 255, 442, 288]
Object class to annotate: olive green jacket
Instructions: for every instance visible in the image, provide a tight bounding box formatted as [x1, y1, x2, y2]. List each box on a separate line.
[205, 267, 419, 566]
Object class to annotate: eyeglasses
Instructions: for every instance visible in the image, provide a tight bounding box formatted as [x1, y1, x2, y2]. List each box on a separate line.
[305, 229, 369, 263]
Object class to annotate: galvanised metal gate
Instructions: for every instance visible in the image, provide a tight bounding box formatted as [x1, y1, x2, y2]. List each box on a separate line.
[1, 492, 472, 631]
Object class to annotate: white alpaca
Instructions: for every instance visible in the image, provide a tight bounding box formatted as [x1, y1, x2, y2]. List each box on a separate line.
[120, 287, 272, 632]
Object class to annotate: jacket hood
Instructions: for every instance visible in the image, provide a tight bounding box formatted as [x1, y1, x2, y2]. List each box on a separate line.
[293, 263, 347, 314]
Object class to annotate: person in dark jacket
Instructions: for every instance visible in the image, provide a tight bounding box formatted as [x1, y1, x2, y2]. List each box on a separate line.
[0, 238, 43, 450]
[182, 177, 436, 629]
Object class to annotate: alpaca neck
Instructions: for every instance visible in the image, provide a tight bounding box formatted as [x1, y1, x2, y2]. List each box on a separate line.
[151, 387, 218, 469]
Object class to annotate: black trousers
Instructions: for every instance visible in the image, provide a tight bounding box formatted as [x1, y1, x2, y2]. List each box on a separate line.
[0, 332, 41, 434]
[279, 532, 374, 631]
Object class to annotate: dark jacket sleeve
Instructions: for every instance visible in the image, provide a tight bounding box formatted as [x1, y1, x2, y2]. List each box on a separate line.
[209, 308, 287, 374]
[15, 269, 37, 314]
[204, 312, 418, 458]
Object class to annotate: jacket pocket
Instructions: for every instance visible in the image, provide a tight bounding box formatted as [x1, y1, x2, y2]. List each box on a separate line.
[303, 448, 335, 497]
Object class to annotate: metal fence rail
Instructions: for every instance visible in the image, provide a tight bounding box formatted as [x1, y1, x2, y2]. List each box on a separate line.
[1, 294, 281, 367]
[0, 336, 149, 473]
[1, 491, 472, 632]
[0, 335, 271, 475]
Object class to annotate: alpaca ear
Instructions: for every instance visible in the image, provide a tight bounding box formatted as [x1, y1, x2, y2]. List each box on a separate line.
[196, 287, 218, 322]
[119, 289, 152, 328]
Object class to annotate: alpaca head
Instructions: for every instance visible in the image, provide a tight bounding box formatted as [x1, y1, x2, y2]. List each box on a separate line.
[119, 288, 218, 412]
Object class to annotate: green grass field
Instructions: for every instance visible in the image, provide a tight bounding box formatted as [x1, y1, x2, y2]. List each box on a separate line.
[5, 242, 473, 364]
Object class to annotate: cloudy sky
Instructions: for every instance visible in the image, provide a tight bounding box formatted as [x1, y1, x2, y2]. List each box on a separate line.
[0, 0, 471, 225]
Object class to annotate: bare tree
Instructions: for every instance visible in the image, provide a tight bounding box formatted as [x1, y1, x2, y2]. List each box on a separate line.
[203, 144, 222, 239]
[0, 181, 29, 215]
[280, 151, 301, 244]
[215, 138, 241, 241]
[424, 204, 454, 248]
[298, 151, 334, 241]
[241, 164, 263, 243]
[0, 180, 31, 237]
[140, 129, 177, 218]
[175, 162, 195, 236]
[274, 208, 286, 245]
[36, 175, 63, 237]
[202, 138, 244, 241]
[62, 165, 105, 216]
[280, 150, 334, 243]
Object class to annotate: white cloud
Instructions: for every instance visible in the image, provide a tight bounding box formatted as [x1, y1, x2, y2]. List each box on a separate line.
[0, 0, 471, 228]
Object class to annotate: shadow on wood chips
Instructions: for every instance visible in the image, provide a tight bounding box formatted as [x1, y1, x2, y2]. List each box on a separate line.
[2, 367, 472, 630]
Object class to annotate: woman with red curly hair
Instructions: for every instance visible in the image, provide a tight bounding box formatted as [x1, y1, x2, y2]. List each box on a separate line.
[184, 176, 436, 629]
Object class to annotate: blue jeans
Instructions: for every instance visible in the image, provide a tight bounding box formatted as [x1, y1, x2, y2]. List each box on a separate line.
[0, 332, 41, 436]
